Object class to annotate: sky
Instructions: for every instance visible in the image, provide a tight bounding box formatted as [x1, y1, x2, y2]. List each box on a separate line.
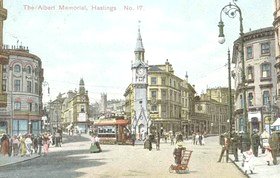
[3, 0, 274, 104]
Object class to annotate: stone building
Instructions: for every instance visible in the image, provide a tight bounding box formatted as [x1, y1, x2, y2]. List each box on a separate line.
[194, 91, 229, 135]
[0, 45, 44, 135]
[0, 0, 8, 110]
[124, 27, 198, 137]
[273, 0, 280, 117]
[147, 60, 196, 136]
[232, 27, 276, 134]
[100, 93, 107, 114]
[61, 78, 90, 133]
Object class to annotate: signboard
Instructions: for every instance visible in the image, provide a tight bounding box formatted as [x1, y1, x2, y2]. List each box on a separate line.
[78, 113, 87, 122]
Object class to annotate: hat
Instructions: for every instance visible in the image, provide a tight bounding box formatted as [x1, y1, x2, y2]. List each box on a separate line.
[176, 142, 184, 148]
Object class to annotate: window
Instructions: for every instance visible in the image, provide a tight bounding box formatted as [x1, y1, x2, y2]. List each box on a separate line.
[29, 103, 32, 112]
[246, 46, 253, 59]
[151, 91, 157, 98]
[247, 66, 254, 80]
[27, 66, 32, 74]
[151, 105, 157, 112]
[14, 80, 21, 92]
[12, 120, 28, 136]
[151, 77, 157, 85]
[248, 93, 253, 106]
[14, 102, 21, 110]
[2, 79, 6, 91]
[14, 64, 21, 73]
[81, 105, 85, 112]
[263, 91, 270, 106]
[161, 77, 166, 85]
[27, 81, 32, 93]
[261, 63, 271, 78]
[161, 90, 166, 100]
[35, 103, 38, 112]
[35, 83, 38, 94]
[261, 43, 270, 54]
[240, 95, 244, 108]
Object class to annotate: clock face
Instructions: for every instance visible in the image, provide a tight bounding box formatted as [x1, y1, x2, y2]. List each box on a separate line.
[137, 68, 145, 76]
[81, 96, 86, 101]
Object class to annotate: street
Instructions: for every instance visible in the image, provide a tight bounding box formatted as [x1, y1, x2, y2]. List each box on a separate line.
[0, 134, 245, 178]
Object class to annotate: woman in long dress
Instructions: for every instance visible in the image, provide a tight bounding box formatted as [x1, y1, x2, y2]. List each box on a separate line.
[90, 135, 101, 153]
[42, 134, 50, 156]
[20, 135, 27, 157]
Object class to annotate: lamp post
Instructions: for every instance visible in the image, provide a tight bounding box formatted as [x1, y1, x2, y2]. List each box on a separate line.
[228, 49, 233, 138]
[218, 0, 250, 151]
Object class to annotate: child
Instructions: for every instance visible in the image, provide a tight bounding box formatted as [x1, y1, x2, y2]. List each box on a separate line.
[243, 148, 255, 175]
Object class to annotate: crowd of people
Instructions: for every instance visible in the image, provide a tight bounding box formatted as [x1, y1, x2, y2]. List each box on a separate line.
[192, 132, 206, 146]
[216, 129, 277, 175]
[0, 132, 53, 157]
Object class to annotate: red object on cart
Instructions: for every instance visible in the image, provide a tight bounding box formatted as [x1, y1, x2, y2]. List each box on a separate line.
[169, 150, 193, 174]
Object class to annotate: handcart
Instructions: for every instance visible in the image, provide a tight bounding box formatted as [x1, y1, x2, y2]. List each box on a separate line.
[169, 149, 193, 174]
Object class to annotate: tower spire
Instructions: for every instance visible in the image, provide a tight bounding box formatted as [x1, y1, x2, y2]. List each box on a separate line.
[134, 20, 145, 61]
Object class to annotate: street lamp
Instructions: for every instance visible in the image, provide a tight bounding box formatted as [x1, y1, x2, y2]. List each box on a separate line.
[218, 0, 250, 151]
[227, 49, 233, 139]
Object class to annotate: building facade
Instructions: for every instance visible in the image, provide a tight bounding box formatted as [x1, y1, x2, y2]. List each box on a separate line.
[194, 91, 229, 135]
[147, 60, 196, 136]
[61, 78, 90, 133]
[0, 45, 44, 135]
[0, 0, 8, 112]
[273, 0, 280, 116]
[232, 27, 276, 135]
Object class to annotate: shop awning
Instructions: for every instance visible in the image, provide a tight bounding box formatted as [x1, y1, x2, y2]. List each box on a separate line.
[272, 118, 280, 126]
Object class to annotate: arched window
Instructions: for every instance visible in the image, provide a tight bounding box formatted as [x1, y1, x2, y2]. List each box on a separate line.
[27, 66, 32, 74]
[14, 64, 21, 73]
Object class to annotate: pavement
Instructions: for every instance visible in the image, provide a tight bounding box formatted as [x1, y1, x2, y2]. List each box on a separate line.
[0, 153, 40, 167]
[228, 149, 280, 178]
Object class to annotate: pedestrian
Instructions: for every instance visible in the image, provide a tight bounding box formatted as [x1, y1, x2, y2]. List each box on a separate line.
[195, 133, 199, 145]
[1, 134, 9, 156]
[251, 130, 260, 157]
[217, 132, 230, 163]
[131, 132, 136, 146]
[20, 135, 27, 157]
[42, 133, 50, 156]
[25, 134, 33, 156]
[33, 136, 38, 153]
[192, 132, 196, 145]
[170, 134, 174, 145]
[265, 146, 273, 166]
[173, 142, 186, 165]
[156, 132, 160, 150]
[268, 129, 278, 165]
[95, 135, 102, 152]
[231, 131, 239, 162]
[12, 135, 19, 156]
[90, 135, 100, 153]
[243, 148, 255, 175]
[148, 134, 153, 151]
[199, 133, 202, 145]
[37, 135, 42, 155]
[201, 134, 205, 145]
[260, 129, 269, 154]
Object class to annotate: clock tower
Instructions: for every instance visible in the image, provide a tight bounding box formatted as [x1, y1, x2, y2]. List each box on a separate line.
[131, 25, 150, 140]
